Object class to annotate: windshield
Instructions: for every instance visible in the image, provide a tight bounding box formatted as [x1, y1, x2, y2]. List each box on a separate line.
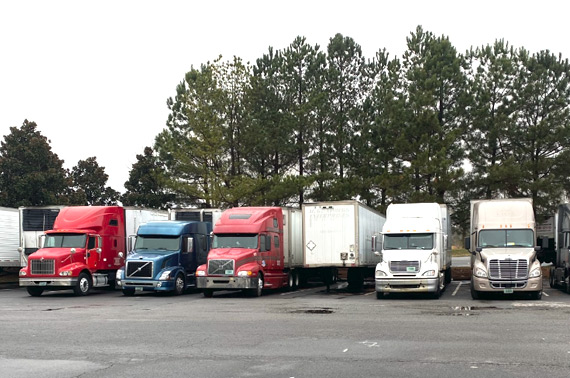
[384, 233, 434, 250]
[44, 233, 87, 248]
[213, 234, 258, 249]
[478, 229, 534, 248]
[135, 236, 181, 253]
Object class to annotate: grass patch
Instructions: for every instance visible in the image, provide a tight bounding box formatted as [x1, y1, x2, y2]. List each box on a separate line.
[451, 248, 471, 257]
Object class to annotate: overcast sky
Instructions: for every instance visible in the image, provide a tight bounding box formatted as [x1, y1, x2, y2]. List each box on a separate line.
[1, 0, 568, 192]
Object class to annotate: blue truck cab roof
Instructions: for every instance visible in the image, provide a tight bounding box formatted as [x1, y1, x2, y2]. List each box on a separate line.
[137, 221, 211, 236]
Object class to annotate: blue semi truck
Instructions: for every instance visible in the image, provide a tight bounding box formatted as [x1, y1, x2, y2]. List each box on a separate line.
[116, 221, 211, 295]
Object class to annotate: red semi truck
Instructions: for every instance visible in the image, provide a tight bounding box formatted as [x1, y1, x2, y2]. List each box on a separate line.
[19, 206, 167, 296]
[196, 207, 307, 297]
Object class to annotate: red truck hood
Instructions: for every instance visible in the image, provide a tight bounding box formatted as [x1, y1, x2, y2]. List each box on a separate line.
[208, 248, 257, 261]
[29, 248, 84, 261]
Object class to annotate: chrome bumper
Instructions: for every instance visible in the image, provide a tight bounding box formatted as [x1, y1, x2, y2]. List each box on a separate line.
[376, 277, 438, 293]
[472, 275, 543, 292]
[197, 276, 257, 290]
[19, 277, 76, 287]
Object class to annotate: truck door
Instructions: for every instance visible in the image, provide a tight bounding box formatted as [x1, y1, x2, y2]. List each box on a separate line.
[196, 234, 209, 267]
[86, 235, 100, 269]
[180, 236, 194, 271]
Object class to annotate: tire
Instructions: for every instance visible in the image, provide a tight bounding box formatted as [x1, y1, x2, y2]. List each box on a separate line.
[530, 290, 542, 300]
[347, 269, 364, 291]
[549, 268, 555, 288]
[294, 271, 300, 288]
[566, 276, 570, 294]
[431, 278, 441, 299]
[73, 272, 92, 296]
[203, 289, 214, 298]
[173, 273, 185, 296]
[470, 279, 480, 300]
[122, 288, 135, 296]
[376, 291, 384, 300]
[445, 268, 452, 284]
[250, 274, 263, 297]
[27, 287, 44, 297]
[288, 271, 295, 290]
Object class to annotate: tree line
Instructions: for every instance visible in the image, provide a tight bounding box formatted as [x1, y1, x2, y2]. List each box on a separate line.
[1, 26, 569, 237]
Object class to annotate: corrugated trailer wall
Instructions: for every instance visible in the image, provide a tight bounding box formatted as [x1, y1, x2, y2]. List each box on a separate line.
[0, 207, 19, 267]
[357, 204, 386, 266]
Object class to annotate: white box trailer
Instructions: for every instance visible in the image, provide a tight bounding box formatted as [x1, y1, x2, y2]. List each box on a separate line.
[374, 203, 452, 298]
[302, 200, 386, 288]
[0, 207, 19, 269]
[18, 206, 65, 267]
[125, 208, 169, 251]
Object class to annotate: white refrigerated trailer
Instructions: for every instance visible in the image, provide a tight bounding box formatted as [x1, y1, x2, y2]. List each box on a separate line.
[0, 207, 19, 269]
[302, 200, 386, 289]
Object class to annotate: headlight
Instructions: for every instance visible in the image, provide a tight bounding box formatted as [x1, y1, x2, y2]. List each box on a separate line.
[159, 271, 172, 280]
[375, 270, 387, 278]
[196, 270, 206, 277]
[474, 267, 487, 278]
[59, 271, 72, 276]
[422, 270, 436, 277]
[115, 268, 123, 280]
[529, 268, 541, 278]
[237, 271, 253, 277]
[19, 270, 27, 277]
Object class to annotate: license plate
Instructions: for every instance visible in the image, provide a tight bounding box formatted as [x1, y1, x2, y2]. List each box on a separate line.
[225, 270, 234, 275]
[406, 267, 416, 272]
[503, 288, 514, 294]
[39, 282, 47, 286]
[135, 287, 143, 292]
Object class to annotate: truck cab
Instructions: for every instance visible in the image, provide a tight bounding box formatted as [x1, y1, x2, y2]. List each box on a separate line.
[117, 221, 211, 295]
[374, 203, 451, 298]
[196, 207, 288, 297]
[469, 199, 542, 299]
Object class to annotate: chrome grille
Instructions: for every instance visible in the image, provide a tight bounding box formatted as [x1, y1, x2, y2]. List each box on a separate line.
[489, 259, 528, 280]
[208, 259, 234, 275]
[30, 259, 55, 275]
[126, 261, 153, 278]
[390, 260, 420, 273]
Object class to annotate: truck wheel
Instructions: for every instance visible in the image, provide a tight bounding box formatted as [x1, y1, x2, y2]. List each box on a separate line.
[376, 291, 385, 300]
[250, 275, 263, 297]
[530, 290, 542, 300]
[27, 287, 44, 297]
[470, 279, 480, 299]
[288, 271, 295, 291]
[203, 289, 214, 298]
[122, 288, 135, 296]
[73, 272, 92, 296]
[445, 268, 452, 284]
[549, 268, 555, 288]
[173, 273, 185, 296]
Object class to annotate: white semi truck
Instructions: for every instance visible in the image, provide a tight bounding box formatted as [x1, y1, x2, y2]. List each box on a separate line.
[302, 200, 386, 289]
[374, 203, 452, 299]
[468, 198, 542, 299]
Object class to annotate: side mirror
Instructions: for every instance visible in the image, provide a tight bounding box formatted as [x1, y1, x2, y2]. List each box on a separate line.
[70, 248, 76, 255]
[371, 235, 377, 252]
[186, 237, 194, 253]
[464, 237, 470, 250]
[476, 247, 482, 253]
[96, 248, 102, 254]
[534, 246, 541, 252]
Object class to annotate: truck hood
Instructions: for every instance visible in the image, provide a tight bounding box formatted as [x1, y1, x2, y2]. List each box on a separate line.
[208, 248, 257, 261]
[128, 251, 178, 262]
[480, 247, 535, 260]
[382, 249, 435, 261]
[28, 248, 84, 260]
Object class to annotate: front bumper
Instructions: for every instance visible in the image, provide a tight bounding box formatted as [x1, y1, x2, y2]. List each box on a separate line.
[376, 277, 438, 293]
[197, 276, 257, 290]
[472, 275, 543, 292]
[19, 277, 76, 287]
[120, 279, 174, 292]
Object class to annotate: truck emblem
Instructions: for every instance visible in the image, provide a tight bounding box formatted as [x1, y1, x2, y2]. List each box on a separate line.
[307, 241, 316, 251]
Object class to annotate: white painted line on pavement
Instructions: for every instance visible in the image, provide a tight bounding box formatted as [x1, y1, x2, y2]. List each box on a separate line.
[543, 292, 549, 297]
[452, 281, 462, 296]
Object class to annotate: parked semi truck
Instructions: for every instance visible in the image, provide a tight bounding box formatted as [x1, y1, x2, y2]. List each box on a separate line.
[196, 207, 302, 297]
[117, 220, 212, 295]
[536, 215, 556, 264]
[549, 204, 570, 292]
[303, 201, 386, 290]
[374, 203, 451, 299]
[18, 206, 64, 267]
[0, 207, 19, 270]
[468, 198, 542, 299]
[19, 206, 167, 296]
